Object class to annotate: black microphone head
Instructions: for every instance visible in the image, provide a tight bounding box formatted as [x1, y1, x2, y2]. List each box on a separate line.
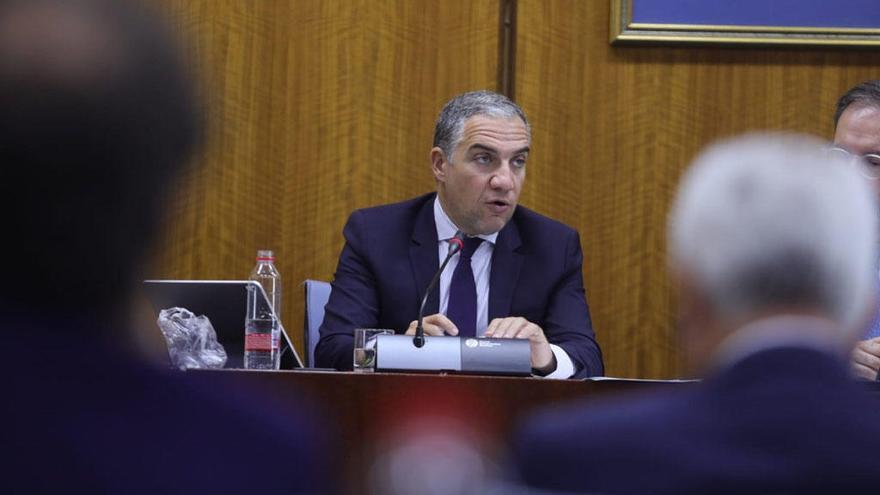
[416, 230, 466, 348]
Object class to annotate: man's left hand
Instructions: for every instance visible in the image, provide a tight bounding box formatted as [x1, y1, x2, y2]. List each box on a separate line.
[852, 336, 880, 380]
[484, 316, 556, 374]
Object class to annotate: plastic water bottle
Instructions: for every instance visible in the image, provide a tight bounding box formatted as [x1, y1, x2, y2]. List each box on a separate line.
[244, 250, 282, 370]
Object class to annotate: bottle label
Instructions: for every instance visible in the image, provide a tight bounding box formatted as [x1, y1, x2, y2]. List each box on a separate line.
[245, 333, 272, 351]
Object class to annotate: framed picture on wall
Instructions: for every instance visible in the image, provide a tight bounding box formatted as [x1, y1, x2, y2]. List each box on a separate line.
[610, 0, 880, 47]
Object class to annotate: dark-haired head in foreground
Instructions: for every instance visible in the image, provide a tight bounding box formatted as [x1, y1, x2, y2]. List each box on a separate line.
[0, 0, 199, 322]
[0, 1, 331, 493]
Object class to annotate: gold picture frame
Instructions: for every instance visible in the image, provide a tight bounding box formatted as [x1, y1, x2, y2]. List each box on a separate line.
[610, 0, 880, 47]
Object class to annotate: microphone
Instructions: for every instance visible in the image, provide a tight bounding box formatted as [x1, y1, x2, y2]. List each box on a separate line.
[414, 231, 465, 348]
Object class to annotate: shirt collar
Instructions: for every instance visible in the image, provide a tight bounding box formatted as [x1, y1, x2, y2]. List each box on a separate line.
[433, 196, 498, 245]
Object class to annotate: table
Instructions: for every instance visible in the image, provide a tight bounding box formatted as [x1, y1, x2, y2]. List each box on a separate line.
[188, 369, 692, 493]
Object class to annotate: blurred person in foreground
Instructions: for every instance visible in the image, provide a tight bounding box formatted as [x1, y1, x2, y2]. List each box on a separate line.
[832, 80, 880, 380]
[0, 1, 330, 493]
[513, 133, 880, 494]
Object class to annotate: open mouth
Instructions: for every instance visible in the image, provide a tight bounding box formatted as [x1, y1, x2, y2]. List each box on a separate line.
[486, 200, 511, 213]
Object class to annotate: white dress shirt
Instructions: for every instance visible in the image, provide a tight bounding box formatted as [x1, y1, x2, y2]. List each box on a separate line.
[433, 198, 575, 378]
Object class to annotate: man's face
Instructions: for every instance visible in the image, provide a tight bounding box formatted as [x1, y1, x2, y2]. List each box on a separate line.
[431, 115, 530, 235]
[834, 104, 880, 197]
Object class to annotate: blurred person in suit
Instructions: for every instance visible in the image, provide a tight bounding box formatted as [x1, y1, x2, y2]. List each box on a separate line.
[513, 133, 880, 494]
[0, 1, 331, 493]
[316, 90, 603, 378]
[832, 80, 880, 380]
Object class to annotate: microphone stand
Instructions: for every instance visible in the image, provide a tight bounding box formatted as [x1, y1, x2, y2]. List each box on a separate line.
[414, 232, 464, 348]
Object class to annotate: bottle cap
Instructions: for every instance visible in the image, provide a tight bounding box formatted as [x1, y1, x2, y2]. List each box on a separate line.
[256, 249, 275, 262]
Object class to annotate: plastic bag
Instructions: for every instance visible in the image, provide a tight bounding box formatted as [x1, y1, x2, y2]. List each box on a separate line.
[157, 307, 227, 370]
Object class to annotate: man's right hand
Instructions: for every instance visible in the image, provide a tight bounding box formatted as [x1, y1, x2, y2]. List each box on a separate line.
[851, 337, 880, 380]
[405, 313, 459, 337]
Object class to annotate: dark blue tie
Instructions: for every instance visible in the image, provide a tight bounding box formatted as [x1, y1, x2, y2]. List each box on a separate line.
[446, 236, 483, 338]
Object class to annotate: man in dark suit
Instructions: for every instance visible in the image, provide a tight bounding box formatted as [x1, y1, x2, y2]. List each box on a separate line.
[316, 91, 603, 378]
[513, 133, 880, 494]
[831, 80, 880, 380]
[0, 1, 331, 493]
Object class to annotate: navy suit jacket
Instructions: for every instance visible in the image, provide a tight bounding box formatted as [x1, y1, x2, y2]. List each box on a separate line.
[513, 346, 880, 494]
[1, 312, 334, 494]
[315, 192, 603, 377]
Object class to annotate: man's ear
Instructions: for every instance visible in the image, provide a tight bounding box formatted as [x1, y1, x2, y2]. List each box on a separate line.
[430, 147, 448, 182]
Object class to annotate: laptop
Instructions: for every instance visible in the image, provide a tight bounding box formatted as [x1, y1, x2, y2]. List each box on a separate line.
[143, 279, 304, 369]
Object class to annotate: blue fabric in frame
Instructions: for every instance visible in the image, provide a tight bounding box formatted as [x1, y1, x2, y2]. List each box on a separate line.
[631, 0, 880, 29]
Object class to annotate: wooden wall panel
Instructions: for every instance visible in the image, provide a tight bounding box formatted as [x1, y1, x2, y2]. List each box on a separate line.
[516, 0, 880, 377]
[152, 1, 500, 357]
[151, 0, 880, 379]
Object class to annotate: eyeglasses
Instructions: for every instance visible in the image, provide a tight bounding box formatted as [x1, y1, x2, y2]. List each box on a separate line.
[825, 146, 880, 180]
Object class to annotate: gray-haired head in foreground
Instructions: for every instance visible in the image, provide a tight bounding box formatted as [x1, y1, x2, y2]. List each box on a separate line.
[433, 90, 530, 159]
[669, 133, 878, 332]
[834, 80, 880, 128]
[0, 0, 199, 316]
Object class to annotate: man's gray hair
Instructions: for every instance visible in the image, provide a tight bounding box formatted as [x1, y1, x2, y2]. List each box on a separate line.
[834, 80, 880, 128]
[669, 133, 878, 330]
[433, 90, 530, 159]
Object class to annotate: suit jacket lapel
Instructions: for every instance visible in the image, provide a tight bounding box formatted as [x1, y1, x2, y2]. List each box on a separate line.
[409, 195, 440, 315]
[489, 217, 523, 320]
